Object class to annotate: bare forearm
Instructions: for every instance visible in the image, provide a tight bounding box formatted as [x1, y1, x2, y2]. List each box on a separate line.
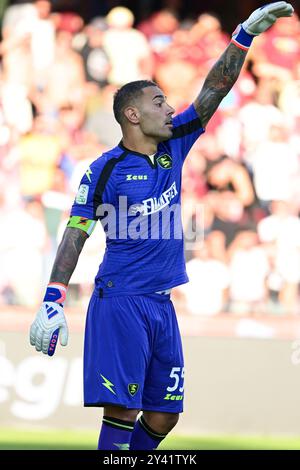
[194, 43, 247, 127]
[49, 227, 88, 286]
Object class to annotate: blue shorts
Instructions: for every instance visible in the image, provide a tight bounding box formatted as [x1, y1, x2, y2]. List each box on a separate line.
[83, 291, 184, 413]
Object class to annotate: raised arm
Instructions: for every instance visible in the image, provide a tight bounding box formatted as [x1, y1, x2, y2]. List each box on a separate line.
[194, 43, 246, 128]
[194, 1, 294, 127]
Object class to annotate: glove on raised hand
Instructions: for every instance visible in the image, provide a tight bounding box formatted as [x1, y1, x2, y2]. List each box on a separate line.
[232, 2, 294, 50]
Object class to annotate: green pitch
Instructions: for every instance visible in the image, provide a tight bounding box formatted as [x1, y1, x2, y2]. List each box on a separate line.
[1, 428, 300, 450]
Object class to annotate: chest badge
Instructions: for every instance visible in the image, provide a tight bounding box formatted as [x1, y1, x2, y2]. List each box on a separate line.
[157, 154, 172, 169]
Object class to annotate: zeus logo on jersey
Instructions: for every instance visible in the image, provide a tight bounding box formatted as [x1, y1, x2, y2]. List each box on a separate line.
[142, 181, 178, 215]
[126, 174, 148, 181]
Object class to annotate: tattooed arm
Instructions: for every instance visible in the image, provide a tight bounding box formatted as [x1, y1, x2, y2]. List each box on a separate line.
[194, 43, 247, 128]
[49, 227, 88, 285]
[194, 1, 294, 127]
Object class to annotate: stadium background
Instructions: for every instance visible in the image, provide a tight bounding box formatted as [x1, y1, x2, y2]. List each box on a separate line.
[1, 0, 300, 449]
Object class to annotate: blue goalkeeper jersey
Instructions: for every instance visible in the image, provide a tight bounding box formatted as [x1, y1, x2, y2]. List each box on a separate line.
[70, 104, 205, 297]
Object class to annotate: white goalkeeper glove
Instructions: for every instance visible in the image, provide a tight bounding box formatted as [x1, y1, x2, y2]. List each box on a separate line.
[29, 283, 68, 356]
[232, 2, 294, 50]
[243, 1, 294, 35]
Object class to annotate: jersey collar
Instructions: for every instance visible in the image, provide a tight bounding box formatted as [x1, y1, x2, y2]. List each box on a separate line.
[118, 141, 157, 169]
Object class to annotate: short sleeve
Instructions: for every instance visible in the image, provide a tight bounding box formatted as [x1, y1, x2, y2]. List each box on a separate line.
[70, 155, 117, 220]
[169, 104, 205, 163]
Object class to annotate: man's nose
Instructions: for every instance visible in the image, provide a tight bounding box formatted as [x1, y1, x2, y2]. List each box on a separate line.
[167, 105, 175, 116]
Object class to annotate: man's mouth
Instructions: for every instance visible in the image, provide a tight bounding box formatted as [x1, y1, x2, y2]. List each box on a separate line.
[165, 120, 173, 129]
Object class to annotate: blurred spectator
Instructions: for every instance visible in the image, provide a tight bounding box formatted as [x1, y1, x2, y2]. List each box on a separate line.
[77, 18, 111, 88]
[181, 145, 207, 200]
[1, 81, 33, 134]
[57, 103, 104, 179]
[205, 155, 255, 208]
[17, 116, 63, 198]
[40, 29, 86, 112]
[250, 14, 300, 80]
[1, 1, 35, 90]
[258, 201, 300, 314]
[0, 197, 47, 307]
[52, 11, 84, 35]
[250, 121, 299, 205]
[103, 7, 153, 85]
[209, 191, 252, 248]
[84, 85, 122, 148]
[41, 166, 73, 262]
[30, 0, 56, 89]
[188, 12, 229, 67]
[138, 9, 179, 54]
[1, 0, 56, 100]
[155, 57, 198, 109]
[278, 61, 300, 134]
[238, 78, 284, 161]
[214, 108, 243, 161]
[153, 13, 229, 109]
[0, 2, 34, 133]
[178, 240, 230, 316]
[228, 230, 270, 314]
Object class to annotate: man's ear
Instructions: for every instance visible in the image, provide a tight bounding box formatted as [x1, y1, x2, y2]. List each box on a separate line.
[124, 106, 140, 125]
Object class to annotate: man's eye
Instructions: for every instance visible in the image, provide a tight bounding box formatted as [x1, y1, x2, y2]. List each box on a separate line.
[156, 103, 163, 107]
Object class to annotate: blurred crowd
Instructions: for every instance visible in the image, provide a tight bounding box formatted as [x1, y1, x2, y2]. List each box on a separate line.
[0, 0, 300, 315]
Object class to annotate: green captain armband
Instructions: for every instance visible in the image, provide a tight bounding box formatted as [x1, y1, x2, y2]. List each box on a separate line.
[67, 216, 96, 236]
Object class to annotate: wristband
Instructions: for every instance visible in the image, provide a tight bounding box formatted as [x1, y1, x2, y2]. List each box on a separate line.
[43, 283, 67, 305]
[231, 24, 254, 50]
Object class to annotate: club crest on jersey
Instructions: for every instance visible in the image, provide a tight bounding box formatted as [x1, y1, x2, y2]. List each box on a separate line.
[128, 383, 139, 397]
[157, 154, 172, 169]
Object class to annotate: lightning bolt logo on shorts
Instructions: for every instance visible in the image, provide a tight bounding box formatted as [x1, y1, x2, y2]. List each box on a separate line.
[113, 443, 130, 450]
[100, 374, 116, 395]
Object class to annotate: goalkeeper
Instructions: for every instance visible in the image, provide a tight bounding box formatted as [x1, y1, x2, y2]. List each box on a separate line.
[30, 2, 294, 451]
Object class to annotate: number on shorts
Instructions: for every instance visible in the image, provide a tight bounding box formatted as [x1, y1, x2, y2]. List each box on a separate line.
[167, 367, 184, 392]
